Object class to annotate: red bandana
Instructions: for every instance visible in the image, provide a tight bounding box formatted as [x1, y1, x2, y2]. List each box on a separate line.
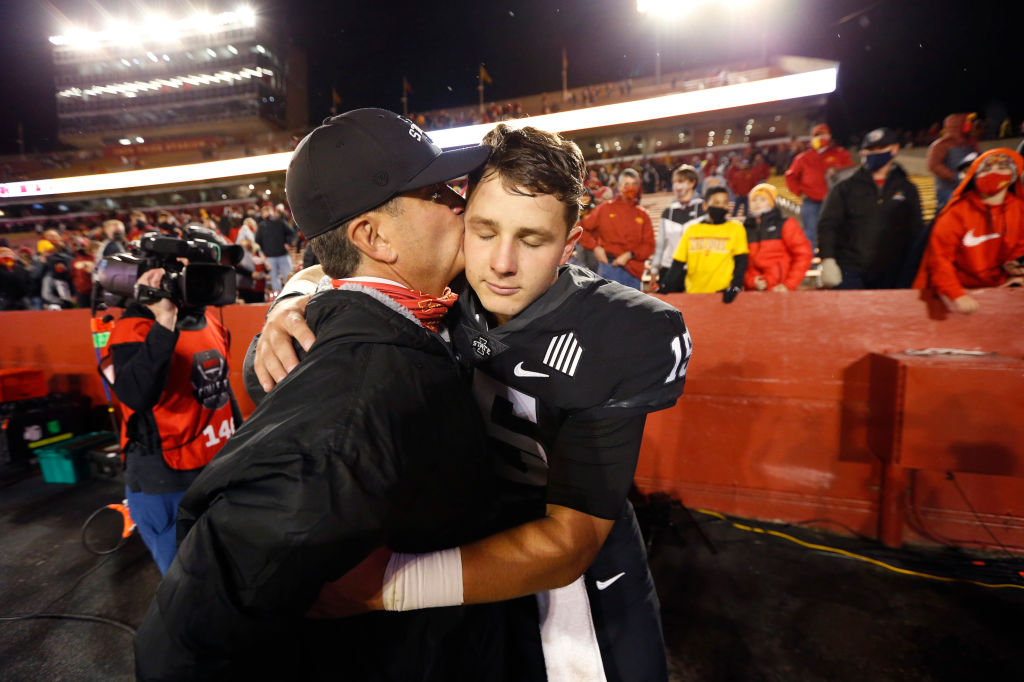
[331, 280, 458, 332]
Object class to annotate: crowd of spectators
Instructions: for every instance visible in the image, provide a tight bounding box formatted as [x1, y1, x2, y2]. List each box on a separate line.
[4, 105, 1023, 315]
[571, 113, 1024, 311]
[0, 201, 306, 311]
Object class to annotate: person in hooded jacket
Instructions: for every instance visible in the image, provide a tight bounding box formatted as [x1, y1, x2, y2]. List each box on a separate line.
[818, 128, 925, 290]
[913, 148, 1024, 314]
[743, 183, 813, 292]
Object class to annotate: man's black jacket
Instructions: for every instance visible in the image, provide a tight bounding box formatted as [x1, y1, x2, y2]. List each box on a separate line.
[134, 286, 499, 681]
[817, 162, 925, 288]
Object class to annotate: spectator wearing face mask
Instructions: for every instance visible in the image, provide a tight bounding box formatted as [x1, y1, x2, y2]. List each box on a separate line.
[579, 168, 655, 290]
[913, 148, 1024, 314]
[784, 124, 854, 249]
[818, 128, 925, 290]
[662, 186, 748, 303]
[654, 164, 704, 292]
[743, 183, 813, 292]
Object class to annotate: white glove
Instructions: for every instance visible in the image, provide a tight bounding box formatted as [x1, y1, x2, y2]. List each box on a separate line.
[820, 258, 843, 288]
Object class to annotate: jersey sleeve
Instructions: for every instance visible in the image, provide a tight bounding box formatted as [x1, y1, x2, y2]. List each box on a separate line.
[545, 414, 646, 519]
[573, 296, 691, 422]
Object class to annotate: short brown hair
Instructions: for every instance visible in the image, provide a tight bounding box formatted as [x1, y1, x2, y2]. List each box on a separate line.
[470, 124, 586, 231]
[672, 164, 699, 185]
[310, 197, 401, 278]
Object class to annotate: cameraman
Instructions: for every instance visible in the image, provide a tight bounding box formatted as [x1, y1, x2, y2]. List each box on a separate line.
[103, 259, 241, 574]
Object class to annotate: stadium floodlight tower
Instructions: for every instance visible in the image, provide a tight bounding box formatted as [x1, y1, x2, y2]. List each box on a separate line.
[636, 0, 756, 83]
[48, 6, 306, 149]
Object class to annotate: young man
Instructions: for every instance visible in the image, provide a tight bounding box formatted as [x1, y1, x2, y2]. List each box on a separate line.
[653, 164, 704, 292]
[661, 186, 749, 302]
[914, 148, 1024, 314]
[255, 123, 692, 681]
[134, 109, 501, 680]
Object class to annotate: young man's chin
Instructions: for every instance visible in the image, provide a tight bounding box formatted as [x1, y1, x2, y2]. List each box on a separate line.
[475, 286, 526, 320]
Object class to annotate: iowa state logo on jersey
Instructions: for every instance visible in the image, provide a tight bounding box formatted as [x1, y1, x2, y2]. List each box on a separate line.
[191, 349, 230, 410]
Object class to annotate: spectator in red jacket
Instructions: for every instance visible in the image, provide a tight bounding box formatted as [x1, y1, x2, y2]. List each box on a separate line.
[743, 183, 813, 292]
[784, 124, 854, 250]
[914, 148, 1024, 314]
[580, 168, 655, 290]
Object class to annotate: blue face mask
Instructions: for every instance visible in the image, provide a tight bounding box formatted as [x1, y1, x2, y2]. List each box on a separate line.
[863, 150, 893, 172]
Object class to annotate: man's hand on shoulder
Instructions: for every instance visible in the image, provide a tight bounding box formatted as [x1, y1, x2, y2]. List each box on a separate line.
[255, 293, 315, 392]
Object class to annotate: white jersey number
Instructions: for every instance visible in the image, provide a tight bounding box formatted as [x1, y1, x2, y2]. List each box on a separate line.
[665, 330, 693, 384]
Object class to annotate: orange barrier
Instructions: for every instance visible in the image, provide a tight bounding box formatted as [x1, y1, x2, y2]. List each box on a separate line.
[2, 288, 1023, 550]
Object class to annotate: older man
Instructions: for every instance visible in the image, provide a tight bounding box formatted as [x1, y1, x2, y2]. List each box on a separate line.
[134, 109, 499, 681]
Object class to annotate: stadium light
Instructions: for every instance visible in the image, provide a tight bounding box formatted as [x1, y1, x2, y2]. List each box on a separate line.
[635, 0, 706, 20]
[2, 64, 836, 201]
[49, 7, 257, 49]
[0, 153, 293, 201]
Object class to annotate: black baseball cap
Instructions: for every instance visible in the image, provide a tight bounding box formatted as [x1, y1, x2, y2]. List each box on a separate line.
[860, 127, 900, 150]
[286, 108, 491, 239]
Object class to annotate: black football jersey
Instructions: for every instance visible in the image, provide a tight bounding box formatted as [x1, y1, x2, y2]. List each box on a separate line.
[452, 264, 692, 521]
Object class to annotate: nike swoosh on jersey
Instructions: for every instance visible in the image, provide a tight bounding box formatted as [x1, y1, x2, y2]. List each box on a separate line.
[962, 229, 1002, 247]
[513, 362, 549, 378]
[595, 572, 626, 590]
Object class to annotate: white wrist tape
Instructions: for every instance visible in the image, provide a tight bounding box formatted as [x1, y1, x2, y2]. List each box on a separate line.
[382, 548, 464, 612]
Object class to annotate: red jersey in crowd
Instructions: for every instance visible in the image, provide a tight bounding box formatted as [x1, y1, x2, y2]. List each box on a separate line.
[580, 196, 655, 279]
[784, 145, 854, 202]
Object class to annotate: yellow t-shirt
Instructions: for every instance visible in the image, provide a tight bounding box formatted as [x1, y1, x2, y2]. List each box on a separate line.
[672, 219, 749, 293]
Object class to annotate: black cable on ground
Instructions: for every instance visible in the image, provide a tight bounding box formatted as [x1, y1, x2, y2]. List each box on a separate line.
[81, 503, 132, 555]
[0, 612, 136, 635]
[0, 505, 139, 635]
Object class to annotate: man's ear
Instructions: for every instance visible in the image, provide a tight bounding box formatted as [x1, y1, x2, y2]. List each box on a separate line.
[559, 225, 584, 265]
[348, 212, 397, 264]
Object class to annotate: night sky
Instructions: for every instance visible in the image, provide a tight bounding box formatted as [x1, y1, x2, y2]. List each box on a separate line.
[0, 0, 1019, 156]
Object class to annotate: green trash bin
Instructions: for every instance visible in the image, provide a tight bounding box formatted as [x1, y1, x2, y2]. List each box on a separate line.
[36, 432, 117, 484]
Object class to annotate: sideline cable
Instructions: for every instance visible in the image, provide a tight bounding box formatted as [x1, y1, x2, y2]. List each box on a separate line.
[694, 508, 1024, 592]
[0, 507, 139, 635]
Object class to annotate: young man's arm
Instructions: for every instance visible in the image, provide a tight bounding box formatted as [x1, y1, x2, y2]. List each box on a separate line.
[312, 414, 646, 615]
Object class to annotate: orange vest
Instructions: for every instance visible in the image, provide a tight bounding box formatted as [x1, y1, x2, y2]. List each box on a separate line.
[106, 311, 235, 470]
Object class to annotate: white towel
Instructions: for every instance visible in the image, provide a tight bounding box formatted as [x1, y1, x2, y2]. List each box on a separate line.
[536, 576, 607, 682]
